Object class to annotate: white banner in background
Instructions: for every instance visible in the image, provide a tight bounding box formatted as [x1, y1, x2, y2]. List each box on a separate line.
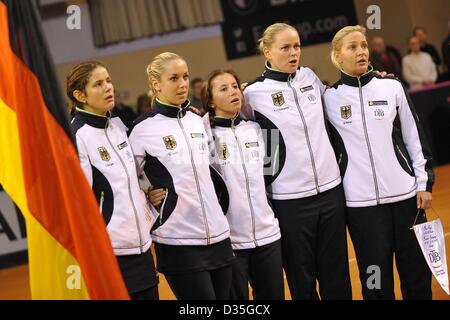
[0, 190, 27, 256]
[413, 218, 449, 295]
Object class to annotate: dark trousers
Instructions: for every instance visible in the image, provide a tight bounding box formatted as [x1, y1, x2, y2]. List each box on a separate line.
[271, 184, 352, 300]
[230, 240, 284, 300]
[347, 196, 432, 300]
[165, 265, 232, 300]
[130, 285, 159, 300]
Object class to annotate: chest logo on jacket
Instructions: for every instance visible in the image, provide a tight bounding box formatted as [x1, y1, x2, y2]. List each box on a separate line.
[271, 92, 285, 107]
[340, 105, 352, 120]
[163, 135, 177, 150]
[98, 147, 111, 162]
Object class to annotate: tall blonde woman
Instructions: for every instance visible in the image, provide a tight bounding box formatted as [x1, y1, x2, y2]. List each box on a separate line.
[242, 23, 352, 300]
[323, 25, 434, 299]
[128, 53, 234, 300]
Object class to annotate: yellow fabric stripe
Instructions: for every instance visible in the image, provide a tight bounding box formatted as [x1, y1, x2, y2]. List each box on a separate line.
[0, 99, 90, 299]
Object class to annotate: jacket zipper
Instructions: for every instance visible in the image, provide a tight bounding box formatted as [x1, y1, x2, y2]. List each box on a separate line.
[287, 75, 320, 193]
[104, 120, 144, 252]
[231, 123, 257, 247]
[177, 111, 211, 245]
[159, 188, 169, 224]
[396, 144, 413, 173]
[99, 191, 104, 213]
[358, 78, 380, 204]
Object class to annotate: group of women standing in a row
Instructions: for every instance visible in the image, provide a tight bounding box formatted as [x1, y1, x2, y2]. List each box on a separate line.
[67, 23, 434, 300]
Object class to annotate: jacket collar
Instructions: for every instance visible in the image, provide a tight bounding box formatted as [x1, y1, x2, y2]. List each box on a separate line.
[340, 65, 374, 87]
[263, 61, 298, 82]
[214, 113, 242, 128]
[152, 98, 190, 118]
[74, 108, 110, 129]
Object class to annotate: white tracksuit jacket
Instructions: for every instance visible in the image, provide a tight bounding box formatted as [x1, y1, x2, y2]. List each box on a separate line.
[72, 109, 152, 255]
[128, 99, 230, 246]
[206, 115, 281, 250]
[242, 62, 342, 200]
[323, 70, 434, 207]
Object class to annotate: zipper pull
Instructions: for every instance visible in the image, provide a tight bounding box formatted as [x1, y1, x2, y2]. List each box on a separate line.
[99, 191, 105, 213]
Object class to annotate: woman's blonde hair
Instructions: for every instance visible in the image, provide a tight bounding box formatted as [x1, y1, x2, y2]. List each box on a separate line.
[330, 25, 367, 69]
[146, 52, 186, 105]
[257, 23, 298, 54]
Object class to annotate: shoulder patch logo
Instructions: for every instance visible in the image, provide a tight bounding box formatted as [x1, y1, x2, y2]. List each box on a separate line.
[340, 105, 352, 120]
[271, 92, 285, 107]
[98, 147, 111, 161]
[163, 135, 177, 150]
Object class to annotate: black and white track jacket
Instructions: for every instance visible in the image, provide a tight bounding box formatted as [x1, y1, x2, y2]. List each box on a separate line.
[72, 109, 152, 255]
[128, 99, 230, 246]
[323, 70, 434, 207]
[242, 62, 342, 200]
[206, 115, 281, 250]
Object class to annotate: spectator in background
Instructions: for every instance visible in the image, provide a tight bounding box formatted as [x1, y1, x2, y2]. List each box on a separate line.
[403, 36, 437, 89]
[190, 77, 205, 114]
[111, 90, 137, 129]
[370, 36, 404, 82]
[413, 26, 441, 67]
[442, 21, 450, 81]
[136, 92, 152, 115]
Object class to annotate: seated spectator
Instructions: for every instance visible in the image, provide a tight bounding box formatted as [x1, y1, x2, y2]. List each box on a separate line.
[111, 90, 136, 129]
[370, 36, 404, 81]
[136, 92, 152, 116]
[189, 77, 205, 114]
[413, 26, 441, 67]
[403, 36, 437, 89]
[442, 21, 450, 80]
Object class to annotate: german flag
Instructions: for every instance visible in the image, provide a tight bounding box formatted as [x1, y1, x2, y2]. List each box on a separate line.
[0, 0, 129, 299]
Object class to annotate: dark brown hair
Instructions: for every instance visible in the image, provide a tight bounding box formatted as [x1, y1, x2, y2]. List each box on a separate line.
[66, 61, 106, 113]
[201, 69, 242, 127]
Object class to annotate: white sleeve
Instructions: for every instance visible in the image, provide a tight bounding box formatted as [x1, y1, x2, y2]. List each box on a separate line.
[128, 125, 147, 175]
[76, 135, 92, 186]
[241, 90, 255, 121]
[202, 112, 220, 165]
[397, 82, 434, 192]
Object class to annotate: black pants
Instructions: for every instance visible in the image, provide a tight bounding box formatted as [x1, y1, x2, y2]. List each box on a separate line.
[165, 265, 232, 300]
[347, 196, 432, 300]
[230, 240, 284, 300]
[130, 285, 159, 300]
[271, 184, 352, 300]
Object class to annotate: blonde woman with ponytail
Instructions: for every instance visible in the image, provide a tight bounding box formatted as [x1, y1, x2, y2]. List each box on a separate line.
[242, 23, 352, 300]
[129, 53, 234, 300]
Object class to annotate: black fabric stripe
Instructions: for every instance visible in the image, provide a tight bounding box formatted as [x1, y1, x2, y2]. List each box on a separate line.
[327, 121, 348, 178]
[392, 111, 415, 177]
[209, 166, 229, 215]
[254, 111, 286, 188]
[91, 165, 114, 226]
[3, 0, 73, 143]
[144, 152, 177, 229]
